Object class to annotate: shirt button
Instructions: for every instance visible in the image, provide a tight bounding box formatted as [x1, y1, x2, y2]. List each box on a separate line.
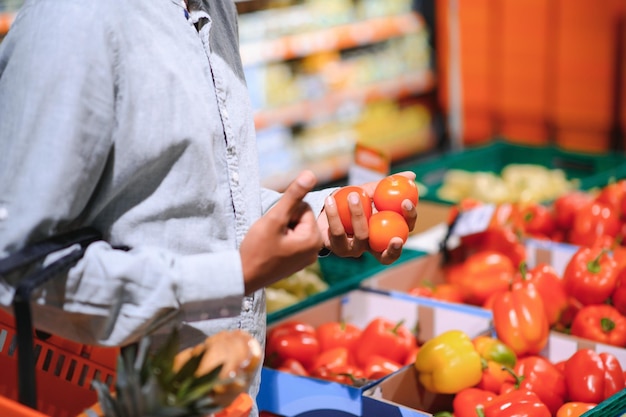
[0, 206, 8, 221]
[222, 109, 229, 119]
[232, 172, 239, 183]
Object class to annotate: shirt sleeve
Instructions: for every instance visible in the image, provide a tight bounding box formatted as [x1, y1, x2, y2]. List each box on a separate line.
[260, 187, 338, 216]
[0, 1, 243, 347]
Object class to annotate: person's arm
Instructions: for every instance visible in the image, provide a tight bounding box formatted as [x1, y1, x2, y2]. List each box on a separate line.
[0, 1, 243, 347]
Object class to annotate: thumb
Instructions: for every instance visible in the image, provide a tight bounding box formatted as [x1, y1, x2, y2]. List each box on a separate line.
[271, 170, 317, 219]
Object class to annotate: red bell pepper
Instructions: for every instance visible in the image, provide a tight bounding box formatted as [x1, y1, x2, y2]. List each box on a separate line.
[315, 321, 362, 354]
[569, 201, 621, 247]
[362, 354, 402, 380]
[479, 389, 551, 417]
[267, 331, 320, 370]
[595, 179, 626, 212]
[563, 247, 619, 306]
[354, 317, 415, 367]
[570, 304, 626, 347]
[309, 346, 351, 372]
[612, 267, 626, 316]
[452, 387, 495, 417]
[553, 191, 594, 231]
[276, 358, 309, 376]
[512, 262, 568, 326]
[500, 355, 567, 415]
[563, 349, 625, 403]
[517, 202, 556, 238]
[492, 284, 549, 356]
[478, 226, 527, 269]
[310, 363, 366, 386]
[265, 321, 319, 369]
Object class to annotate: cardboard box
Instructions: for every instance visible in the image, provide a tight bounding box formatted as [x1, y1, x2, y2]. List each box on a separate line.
[362, 330, 626, 417]
[354, 235, 626, 415]
[257, 289, 492, 417]
[362, 366, 452, 417]
[524, 237, 579, 275]
[359, 252, 493, 341]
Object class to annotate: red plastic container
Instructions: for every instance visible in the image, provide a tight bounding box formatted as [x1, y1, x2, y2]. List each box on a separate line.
[0, 310, 117, 417]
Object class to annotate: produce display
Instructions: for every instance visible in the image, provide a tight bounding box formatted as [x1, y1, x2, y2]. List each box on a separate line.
[436, 164, 578, 204]
[406, 182, 626, 346]
[265, 261, 329, 313]
[259, 174, 626, 417]
[264, 317, 418, 385]
[264, 315, 626, 417]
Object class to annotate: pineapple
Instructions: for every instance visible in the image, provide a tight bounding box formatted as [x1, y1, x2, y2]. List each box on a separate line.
[82, 329, 261, 417]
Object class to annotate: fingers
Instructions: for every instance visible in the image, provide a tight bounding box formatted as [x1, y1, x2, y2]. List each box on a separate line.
[323, 194, 351, 252]
[323, 192, 370, 257]
[394, 170, 417, 181]
[373, 237, 404, 265]
[402, 198, 418, 231]
[271, 171, 317, 222]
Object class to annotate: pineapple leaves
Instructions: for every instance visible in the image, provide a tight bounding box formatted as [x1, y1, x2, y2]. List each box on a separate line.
[176, 363, 223, 405]
[150, 327, 181, 383]
[89, 327, 233, 417]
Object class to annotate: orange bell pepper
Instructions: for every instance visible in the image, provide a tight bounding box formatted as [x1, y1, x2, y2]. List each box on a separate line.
[473, 336, 516, 394]
[556, 402, 597, 417]
[491, 284, 549, 356]
[454, 250, 515, 306]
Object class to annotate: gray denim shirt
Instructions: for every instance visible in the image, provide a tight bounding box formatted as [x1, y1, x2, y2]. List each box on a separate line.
[0, 0, 330, 409]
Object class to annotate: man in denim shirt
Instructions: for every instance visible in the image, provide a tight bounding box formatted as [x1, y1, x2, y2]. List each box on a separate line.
[0, 0, 417, 413]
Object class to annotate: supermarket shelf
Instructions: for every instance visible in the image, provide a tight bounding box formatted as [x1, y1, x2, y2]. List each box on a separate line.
[240, 12, 426, 67]
[261, 128, 435, 192]
[253, 69, 435, 131]
[0, 12, 16, 35]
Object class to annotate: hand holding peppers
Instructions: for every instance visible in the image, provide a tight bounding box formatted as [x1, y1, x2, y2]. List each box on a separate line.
[414, 330, 482, 394]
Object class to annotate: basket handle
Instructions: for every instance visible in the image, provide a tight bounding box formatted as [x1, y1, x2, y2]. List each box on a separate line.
[1, 228, 102, 410]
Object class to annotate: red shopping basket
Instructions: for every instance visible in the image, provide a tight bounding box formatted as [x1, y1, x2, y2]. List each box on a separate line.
[0, 228, 118, 417]
[0, 309, 118, 417]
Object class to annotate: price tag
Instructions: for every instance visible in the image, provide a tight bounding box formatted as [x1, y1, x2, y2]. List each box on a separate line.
[347, 143, 390, 185]
[450, 204, 497, 237]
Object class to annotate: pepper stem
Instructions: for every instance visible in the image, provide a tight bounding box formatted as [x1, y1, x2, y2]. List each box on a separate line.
[587, 249, 608, 274]
[476, 406, 486, 417]
[502, 366, 524, 388]
[392, 319, 406, 335]
[519, 261, 528, 280]
[601, 317, 616, 333]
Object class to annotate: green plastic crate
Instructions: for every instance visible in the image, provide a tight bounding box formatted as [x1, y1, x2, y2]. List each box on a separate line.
[266, 248, 426, 324]
[581, 388, 626, 417]
[393, 140, 626, 205]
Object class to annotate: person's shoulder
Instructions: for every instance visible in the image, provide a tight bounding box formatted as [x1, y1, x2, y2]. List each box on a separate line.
[15, 0, 118, 29]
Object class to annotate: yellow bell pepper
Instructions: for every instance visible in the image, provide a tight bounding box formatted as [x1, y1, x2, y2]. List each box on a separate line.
[414, 330, 482, 394]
